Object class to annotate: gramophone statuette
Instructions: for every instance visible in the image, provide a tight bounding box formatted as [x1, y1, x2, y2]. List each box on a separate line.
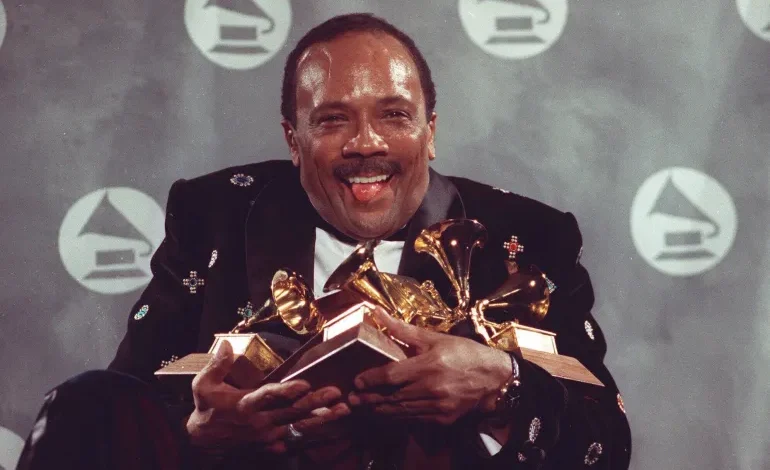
[231, 269, 323, 335]
[325, 218, 556, 355]
[323, 218, 602, 386]
[156, 218, 602, 391]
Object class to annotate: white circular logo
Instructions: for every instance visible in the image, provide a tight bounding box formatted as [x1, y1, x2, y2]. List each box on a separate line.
[630, 168, 738, 277]
[736, 0, 770, 41]
[185, 0, 291, 70]
[458, 0, 568, 59]
[0, 425, 24, 470]
[0, 0, 7, 51]
[59, 188, 165, 295]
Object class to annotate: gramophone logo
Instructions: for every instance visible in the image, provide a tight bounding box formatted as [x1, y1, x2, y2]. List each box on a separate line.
[0, 424, 24, 470]
[458, 0, 568, 59]
[185, 0, 291, 70]
[0, 0, 7, 51]
[58, 188, 165, 295]
[630, 168, 737, 277]
[736, 0, 770, 41]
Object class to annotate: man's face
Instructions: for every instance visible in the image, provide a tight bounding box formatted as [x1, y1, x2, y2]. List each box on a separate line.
[283, 31, 436, 241]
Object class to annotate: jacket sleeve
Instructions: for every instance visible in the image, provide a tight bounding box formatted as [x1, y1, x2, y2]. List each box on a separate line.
[490, 212, 632, 469]
[108, 179, 207, 397]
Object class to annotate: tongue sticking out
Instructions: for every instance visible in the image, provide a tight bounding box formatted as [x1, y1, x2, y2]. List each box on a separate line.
[350, 182, 387, 203]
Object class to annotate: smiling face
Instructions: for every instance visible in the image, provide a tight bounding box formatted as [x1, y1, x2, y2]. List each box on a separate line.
[282, 31, 436, 241]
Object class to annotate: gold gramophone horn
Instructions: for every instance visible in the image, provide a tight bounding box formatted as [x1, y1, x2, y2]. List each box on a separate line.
[323, 240, 403, 318]
[466, 265, 552, 353]
[231, 269, 322, 335]
[271, 269, 323, 335]
[378, 273, 454, 329]
[414, 219, 487, 310]
[477, 265, 551, 324]
[323, 240, 454, 327]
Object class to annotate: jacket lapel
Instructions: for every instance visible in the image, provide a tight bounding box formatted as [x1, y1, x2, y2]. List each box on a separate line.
[244, 168, 316, 314]
[397, 170, 510, 306]
[397, 169, 466, 305]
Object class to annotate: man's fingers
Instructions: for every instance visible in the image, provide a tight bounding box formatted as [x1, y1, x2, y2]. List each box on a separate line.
[265, 386, 344, 426]
[292, 403, 351, 434]
[372, 400, 441, 417]
[196, 340, 236, 386]
[198, 387, 251, 415]
[349, 383, 431, 406]
[191, 342, 242, 409]
[237, 380, 311, 414]
[291, 386, 342, 412]
[348, 391, 385, 406]
[354, 356, 423, 390]
[266, 440, 288, 454]
[349, 381, 440, 415]
[370, 308, 435, 350]
[247, 422, 292, 446]
[246, 402, 350, 449]
[310, 407, 333, 417]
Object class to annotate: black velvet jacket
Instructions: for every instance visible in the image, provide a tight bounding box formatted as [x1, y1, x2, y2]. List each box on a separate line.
[109, 160, 631, 469]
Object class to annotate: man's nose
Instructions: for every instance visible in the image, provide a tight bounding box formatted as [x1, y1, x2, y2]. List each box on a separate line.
[342, 122, 388, 158]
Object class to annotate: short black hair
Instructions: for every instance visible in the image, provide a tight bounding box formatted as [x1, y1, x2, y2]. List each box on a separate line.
[280, 13, 436, 127]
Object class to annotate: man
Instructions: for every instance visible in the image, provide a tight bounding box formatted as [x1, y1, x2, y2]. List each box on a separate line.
[18, 13, 631, 470]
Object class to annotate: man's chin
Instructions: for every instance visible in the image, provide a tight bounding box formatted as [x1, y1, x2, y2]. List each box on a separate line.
[342, 216, 398, 241]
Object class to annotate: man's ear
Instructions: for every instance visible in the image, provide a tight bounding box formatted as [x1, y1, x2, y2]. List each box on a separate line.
[427, 112, 437, 161]
[281, 120, 301, 167]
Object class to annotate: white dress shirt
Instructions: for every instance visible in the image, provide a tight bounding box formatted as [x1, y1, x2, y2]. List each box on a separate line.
[313, 227, 404, 297]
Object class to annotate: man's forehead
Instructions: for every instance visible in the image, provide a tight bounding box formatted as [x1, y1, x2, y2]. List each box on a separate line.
[295, 31, 422, 105]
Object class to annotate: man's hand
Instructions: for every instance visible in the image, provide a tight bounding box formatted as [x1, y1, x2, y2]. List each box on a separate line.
[348, 309, 512, 425]
[186, 341, 351, 454]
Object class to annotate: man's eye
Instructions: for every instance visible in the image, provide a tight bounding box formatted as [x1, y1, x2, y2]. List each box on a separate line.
[320, 115, 346, 123]
[384, 110, 409, 119]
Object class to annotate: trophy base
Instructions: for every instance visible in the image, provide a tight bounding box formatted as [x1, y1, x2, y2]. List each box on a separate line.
[521, 348, 603, 387]
[154, 351, 272, 395]
[279, 321, 406, 393]
[261, 303, 407, 393]
[504, 323, 558, 354]
[497, 323, 603, 387]
[155, 301, 407, 396]
[155, 332, 283, 391]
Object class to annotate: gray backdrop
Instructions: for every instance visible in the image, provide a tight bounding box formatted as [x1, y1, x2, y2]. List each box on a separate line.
[1, 1, 769, 469]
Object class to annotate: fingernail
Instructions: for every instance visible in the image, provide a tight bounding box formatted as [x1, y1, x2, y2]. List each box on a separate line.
[289, 380, 310, 393]
[348, 393, 360, 406]
[323, 390, 339, 401]
[354, 377, 364, 389]
[214, 341, 230, 358]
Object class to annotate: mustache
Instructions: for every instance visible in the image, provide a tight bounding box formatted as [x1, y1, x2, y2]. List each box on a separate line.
[333, 159, 403, 180]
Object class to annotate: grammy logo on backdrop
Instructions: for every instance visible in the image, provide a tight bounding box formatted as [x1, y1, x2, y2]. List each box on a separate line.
[78, 192, 154, 280]
[761, 0, 770, 32]
[481, 0, 552, 44]
[0, 0, 6, 52]
[205, 0, 275, 55]
[736, 0, 770, 41]
[59, 187, 165, 294]
[630, 167, 737, 277]
[759, 0, 770, 34]
[647, 175, 719, 261]
[458, 0, 568, 60]
[185, 0, 291, 70]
